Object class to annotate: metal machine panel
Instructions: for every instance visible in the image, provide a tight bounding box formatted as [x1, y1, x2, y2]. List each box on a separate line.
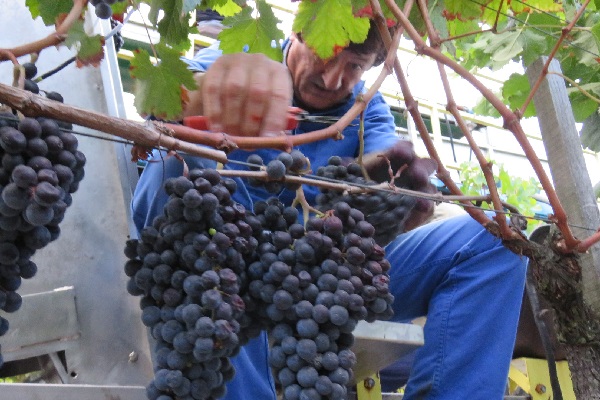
[0, 383, 146, 400]
[351, 320, 424, 384]
[0, 287, 79, 362]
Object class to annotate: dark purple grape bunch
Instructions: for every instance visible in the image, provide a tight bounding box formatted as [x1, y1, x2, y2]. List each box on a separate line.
[123, 168, 262, 400]
[246, 149, 309, 193]
[91, 0, 127, 20]
[0, 116, 85, 366]
[243, 197, 393, 399]
[316, 155, 418, 247]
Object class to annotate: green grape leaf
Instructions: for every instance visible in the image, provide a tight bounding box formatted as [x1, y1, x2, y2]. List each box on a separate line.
[521, 30, 550, 67]
[184, 0, 202, 13]
[486, 31, 524, 67]
[213, 0, 242, 17]
[591, 21, 600, 56]
[444, 0, 482, 21]
[510, 0, 562, 14]
[64, 20, 105, 67]
[480, 0, 508, 27]
[502, 73, 536, 117]
[219, 0, 284, 61]
[293, 0, 370, 60]
[111, 1, 129, 15]
[129, 44, 198, 119]
[473, 97, 502, 118]
[568, 90, 600, 122]
[25, 0, 72, 26]
[580, 110, 600, 152]
[145, 0, 193, 49]
[571, 26, 600, 67]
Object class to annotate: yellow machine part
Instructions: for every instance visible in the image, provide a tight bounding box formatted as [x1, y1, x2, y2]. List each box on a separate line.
[508, 358, 575, 400]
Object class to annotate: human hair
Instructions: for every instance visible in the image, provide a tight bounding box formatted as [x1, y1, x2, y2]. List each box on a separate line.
[346, 19, 395, 67]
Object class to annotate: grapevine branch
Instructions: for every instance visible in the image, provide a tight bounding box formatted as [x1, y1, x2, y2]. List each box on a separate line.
[370, 0, 495, 229]
[416, 0, 516, 239]
[518, 0, 592, 117]
[382, 0, 582, 251]
[0, 82, 228, 163]
[0, 0, 87, 62]
[160, 43, 400, 152]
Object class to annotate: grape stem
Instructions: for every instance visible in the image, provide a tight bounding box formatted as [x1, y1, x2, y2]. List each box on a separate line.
[215, 168, 489, 204]
[291, 187, 323, 226]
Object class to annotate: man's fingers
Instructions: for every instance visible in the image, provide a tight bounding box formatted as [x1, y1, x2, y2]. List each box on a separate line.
[240, 55, 272, 137]
[260, 63, 293, 136]
[221, 56, 251, 135]
[202, 58, 229, 132]
[201, 53, 292, 137]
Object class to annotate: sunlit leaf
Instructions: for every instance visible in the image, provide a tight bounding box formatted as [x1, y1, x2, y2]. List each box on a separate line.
[502, 73, 536, 117]
[444, 0, 482, 21]
[219, 0, 285, 61]
[580, 110, 600, 151]
[293, 0, 370, 60]
[129, 44, 198, 119]
[25, 0, 72, 26]
[64, 20, 105, 67]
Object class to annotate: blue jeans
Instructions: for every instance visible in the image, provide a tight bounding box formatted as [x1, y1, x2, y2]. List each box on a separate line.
[381, 213, 527, 399]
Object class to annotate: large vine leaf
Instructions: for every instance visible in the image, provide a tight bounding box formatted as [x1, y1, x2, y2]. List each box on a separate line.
[444, 0, 482, 21]
[567, 84, 600, 122]
[293, 0, 370, 60]
[521, 29, 550, 67]
[25, 0, 72, 26]
[204, 0, 242, 17]
[218, 0, 284, 61]
[502, 73, 536, 118]
[184, 0, 202, 14]
[145, 0, 194, 50]
[580, 111, 600, 152]
[64, 20, 105, 67]
[129, 44, 198, 119]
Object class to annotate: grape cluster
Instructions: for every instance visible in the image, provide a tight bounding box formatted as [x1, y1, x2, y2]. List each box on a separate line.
[124, 169, 264, 400]
[91, 0, 127, 20]
[246, 198, 394, 400]
[126, 164, 396, 399]
[315, 156, 419, 247]
[0, 113, 85, 366]
[246, 150, 309, 193]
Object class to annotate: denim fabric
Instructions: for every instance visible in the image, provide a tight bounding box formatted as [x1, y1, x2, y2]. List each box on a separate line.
[381, 214, 527, 399]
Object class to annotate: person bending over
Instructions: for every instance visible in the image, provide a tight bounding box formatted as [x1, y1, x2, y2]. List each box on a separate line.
[132, 21, 526, 400]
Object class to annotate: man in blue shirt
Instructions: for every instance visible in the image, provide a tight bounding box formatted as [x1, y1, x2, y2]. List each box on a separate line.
[133, 22, 526, 399]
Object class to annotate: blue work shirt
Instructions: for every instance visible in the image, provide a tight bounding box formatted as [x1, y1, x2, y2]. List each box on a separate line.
[132, 41, 399, 400]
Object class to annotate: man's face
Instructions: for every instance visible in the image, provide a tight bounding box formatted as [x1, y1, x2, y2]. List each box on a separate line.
[286, 36, 377, 111]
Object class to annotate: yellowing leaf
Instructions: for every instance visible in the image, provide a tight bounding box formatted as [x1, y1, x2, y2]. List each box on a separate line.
[444, 0, 482, 21]
[26, 0, 73, 26]
[509, 0, 563, 14]
[293, 0, 370, 60]
[129, 45, 198, 119]
[65, 20, 105, 67]
[219, 0, 285, 61]
[213, 0, 242, 17]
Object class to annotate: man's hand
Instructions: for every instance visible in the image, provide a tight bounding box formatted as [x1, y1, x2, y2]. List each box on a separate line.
[185, 53, 292, 138]
[362, 140, 438, 230]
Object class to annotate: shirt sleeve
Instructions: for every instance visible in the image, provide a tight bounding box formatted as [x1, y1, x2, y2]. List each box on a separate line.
[362, 91, 403, 154]
[181, 42, 223, 72]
